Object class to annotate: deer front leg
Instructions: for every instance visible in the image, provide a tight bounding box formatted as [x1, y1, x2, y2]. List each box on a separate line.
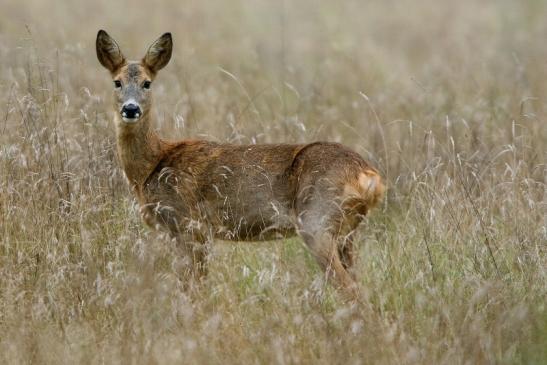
[140, 202, 210, 282]
[175, 233, 209, 283]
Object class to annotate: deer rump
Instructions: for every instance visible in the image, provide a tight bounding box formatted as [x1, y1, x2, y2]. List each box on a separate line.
[138, 140, 383, 242]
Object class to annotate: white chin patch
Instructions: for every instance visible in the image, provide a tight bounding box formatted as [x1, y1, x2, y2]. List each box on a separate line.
[121, 112, 141, 124]
[122, 116, 140, 124]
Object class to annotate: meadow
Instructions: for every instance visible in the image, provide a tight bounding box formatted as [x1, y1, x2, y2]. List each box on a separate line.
[0, 0, 545, 363]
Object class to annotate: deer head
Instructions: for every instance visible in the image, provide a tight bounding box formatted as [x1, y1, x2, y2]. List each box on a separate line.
[96, 30, 172, 124]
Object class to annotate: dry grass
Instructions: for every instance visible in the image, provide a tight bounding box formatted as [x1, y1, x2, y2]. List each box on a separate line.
[0, 0, 546, 364]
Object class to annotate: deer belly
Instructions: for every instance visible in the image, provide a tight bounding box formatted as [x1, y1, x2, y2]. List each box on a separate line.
[205, 198, 297, 241]
[139, 193, 296, 241]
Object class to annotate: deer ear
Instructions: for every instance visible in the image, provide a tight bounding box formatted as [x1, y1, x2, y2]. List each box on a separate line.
[96, 30, 126, 73]
[143, 33, 172, 73]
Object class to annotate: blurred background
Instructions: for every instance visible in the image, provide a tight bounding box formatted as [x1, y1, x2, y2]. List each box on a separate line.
[1, 0, 546, 180]
[0, 1, 545, 364]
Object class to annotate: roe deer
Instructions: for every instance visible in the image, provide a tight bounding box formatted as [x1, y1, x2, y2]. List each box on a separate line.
[96, 30, 385, 300]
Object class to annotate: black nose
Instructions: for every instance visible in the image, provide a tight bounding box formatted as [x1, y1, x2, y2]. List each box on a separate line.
[121, 103, 141, 119]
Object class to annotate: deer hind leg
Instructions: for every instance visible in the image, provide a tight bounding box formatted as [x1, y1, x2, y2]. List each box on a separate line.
[296, 208, 359, 300]
[335, 169, 383, 281]
[299, 229, 359, 300]
[338, 232, 357, 278]
[336, 210, 366, 279]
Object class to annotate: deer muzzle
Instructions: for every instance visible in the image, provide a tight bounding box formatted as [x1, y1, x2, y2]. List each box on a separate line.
[121, 102, 142, 122]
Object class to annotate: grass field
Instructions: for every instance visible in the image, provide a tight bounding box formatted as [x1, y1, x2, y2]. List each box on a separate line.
[0, 0, 546, 363]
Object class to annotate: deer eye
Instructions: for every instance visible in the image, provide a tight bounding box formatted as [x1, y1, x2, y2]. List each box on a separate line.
[143, 81, 151, 89]
[114, 80, 122, 88]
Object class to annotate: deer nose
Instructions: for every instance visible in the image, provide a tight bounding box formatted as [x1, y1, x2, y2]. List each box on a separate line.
[121, 103, 141, 119]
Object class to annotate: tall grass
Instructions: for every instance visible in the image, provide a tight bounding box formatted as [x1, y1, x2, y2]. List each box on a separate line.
[0, 0, 545, 363]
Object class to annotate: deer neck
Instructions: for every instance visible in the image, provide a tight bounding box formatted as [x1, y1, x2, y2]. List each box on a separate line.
[115, 114, 163, 188]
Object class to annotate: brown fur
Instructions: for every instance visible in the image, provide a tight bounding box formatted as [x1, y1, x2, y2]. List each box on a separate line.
[97, 30, 385, 300]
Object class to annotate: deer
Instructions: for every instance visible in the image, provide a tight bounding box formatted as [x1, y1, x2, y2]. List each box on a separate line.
[96, 30, 385, 300]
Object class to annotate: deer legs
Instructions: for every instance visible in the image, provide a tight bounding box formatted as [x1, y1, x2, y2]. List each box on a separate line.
[175, 233, 210, 283]
[338, 232, 357, 279]
[296, 206, 361, 301]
